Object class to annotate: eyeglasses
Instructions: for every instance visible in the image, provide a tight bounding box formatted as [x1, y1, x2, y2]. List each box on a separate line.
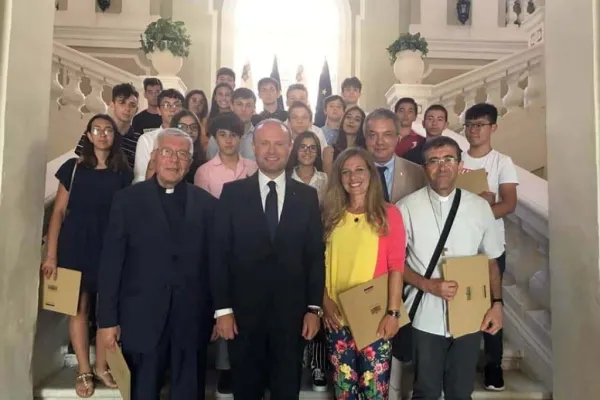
[90, 126, 115, 136]
[158, 147, 191, 161]
[298, 144, 318, 153]
[177, 123, 200, 133]
[161, 102, 183, 110]
[463, 123, 493, 131]
[425, 156, 459, 166]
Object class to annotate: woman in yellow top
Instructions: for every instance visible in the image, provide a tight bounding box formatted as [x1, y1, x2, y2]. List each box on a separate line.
[322, 147, 406, 400]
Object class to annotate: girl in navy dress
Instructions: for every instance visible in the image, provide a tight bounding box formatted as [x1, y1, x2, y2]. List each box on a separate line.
[41, 114, 133, 398]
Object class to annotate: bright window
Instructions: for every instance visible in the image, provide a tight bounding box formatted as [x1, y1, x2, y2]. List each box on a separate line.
[233, 0, 340, 112]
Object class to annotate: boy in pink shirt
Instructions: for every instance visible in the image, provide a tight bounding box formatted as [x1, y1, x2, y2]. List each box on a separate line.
[195, 112, 257, 199]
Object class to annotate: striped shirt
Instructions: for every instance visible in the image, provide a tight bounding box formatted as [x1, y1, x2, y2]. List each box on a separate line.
[75, 125, 140, 169]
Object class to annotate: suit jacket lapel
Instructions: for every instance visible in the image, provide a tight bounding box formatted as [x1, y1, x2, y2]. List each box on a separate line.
[275, 178, 296, 241]
[248, 173, 272, 242]
[391, 156, 404, 203]
[143, 179, 171, 234]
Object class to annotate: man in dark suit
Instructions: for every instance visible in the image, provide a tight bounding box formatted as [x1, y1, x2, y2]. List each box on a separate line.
[211, 119, 325, 400]
[97, 128, 215, 400]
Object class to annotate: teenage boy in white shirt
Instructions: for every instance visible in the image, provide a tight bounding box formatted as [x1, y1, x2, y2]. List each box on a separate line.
[461, 103, 519, 392]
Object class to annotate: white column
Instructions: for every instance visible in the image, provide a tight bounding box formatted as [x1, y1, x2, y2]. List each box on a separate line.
[546, 0, 600, 398]
[0, 0, 56, 397]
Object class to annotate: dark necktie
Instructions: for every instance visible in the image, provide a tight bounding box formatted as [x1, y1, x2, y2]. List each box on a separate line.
[265, 181, 278, 240]
[377, 166, 390, 202]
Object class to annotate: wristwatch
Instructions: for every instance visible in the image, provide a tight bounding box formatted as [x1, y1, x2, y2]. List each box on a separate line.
[387, 310, 401, 318]
[492, 298, 504, 306]
[308, 307, 324, 318]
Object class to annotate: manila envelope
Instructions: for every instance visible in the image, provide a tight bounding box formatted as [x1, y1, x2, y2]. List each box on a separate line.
[338, 274, 410, 350]
[106, 345, 131, 400]
[456, 169, 489, 195]
[41, 267, 81, 316]
[442, 255, 490, 338]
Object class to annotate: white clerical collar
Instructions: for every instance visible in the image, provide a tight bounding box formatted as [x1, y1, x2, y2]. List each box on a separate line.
[165, 188, 175, 194]
[427, 186, 456, 203]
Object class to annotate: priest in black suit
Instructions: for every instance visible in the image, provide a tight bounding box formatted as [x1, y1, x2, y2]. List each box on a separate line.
[97, 128, 215, 400]
[211, 119, 325, 400]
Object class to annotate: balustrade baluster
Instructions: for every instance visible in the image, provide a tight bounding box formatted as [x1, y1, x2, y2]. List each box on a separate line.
[50, 62, 64, 108]
[485, 78, 505, 112]
[502, 71, 525, 113]
[459, 88, 478, 128]
[506, 0, 521, 26]
[61, 67, 85, 114]
[441, 98, 461, 132]
[84, 73, 109, 115]
[524, 63, 544, 109]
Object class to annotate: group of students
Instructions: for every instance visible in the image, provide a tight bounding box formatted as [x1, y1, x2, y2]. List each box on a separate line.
[40, 64, 518, 400]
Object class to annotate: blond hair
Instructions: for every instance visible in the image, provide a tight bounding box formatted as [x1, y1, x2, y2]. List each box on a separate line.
[322, 147, 389, 240]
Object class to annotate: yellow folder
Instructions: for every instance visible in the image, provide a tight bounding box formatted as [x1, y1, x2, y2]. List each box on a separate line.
[106, 345, 131, 400]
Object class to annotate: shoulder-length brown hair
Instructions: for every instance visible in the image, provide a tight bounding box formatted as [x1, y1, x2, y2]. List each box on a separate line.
[80, 114, 130, 173]
[322, 147, 389, 240]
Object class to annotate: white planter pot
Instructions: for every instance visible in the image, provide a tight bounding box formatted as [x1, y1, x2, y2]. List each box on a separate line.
[393, 50, 425, 84]
[149, 49, 183, 76]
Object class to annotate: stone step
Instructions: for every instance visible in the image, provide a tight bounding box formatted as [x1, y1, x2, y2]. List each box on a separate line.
[35, 367, 551, 400]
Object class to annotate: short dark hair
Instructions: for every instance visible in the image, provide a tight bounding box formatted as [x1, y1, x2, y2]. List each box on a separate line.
[232, 87, 256, 103]
[341, 77, 362, 91]
[112, 83, 139, 102]
[324, 95, 346, 110]
[394, 97, 418, 114]
[208, 112, 245, 138]
[158, 89, 184, 105]
[143, 77, 163, 91]
[216, 67, 236, 81]
[364, 108, 400, 136]
[286, 83, 308, 97]
[422, 136, 462, 162]
[465, 103, 498, 124]
[257, 77, 280, 92]
[288, 101, 313, 120]
[424, 104, 448, 121]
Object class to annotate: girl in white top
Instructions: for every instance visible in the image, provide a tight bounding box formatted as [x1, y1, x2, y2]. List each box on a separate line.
[287, 131, 328, 204]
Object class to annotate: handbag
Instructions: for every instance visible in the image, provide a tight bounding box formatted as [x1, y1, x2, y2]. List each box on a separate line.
[391, 189, 462, 362]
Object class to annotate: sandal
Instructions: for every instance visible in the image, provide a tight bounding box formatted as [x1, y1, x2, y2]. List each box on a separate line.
[75, 372, 95, 398]
[94, 368, 118, 388]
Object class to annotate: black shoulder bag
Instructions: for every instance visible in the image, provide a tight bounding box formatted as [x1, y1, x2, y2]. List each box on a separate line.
[392, 188, 462, 362]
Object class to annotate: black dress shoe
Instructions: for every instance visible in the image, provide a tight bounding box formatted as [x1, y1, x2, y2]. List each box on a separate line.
[484, 365, 505, 391]
[217, 369, 233, 394]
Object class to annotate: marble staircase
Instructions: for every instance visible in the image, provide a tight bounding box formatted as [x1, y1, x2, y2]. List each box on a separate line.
[34, 336, 551, 399]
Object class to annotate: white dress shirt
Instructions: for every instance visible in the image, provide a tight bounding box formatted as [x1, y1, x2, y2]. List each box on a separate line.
[397, 186, 504, 337]
[215, 169, 319, 318]
[133, 127, 163, 183]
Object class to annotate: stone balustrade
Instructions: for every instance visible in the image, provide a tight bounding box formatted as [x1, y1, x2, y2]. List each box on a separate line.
[506, 0, 545, 27]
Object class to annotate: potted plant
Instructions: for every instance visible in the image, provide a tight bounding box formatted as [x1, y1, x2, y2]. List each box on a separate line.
[140, 18, 191, 76]
[386, 32, 429, 84]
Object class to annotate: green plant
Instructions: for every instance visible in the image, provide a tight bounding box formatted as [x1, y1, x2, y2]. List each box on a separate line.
[140, 18, 191, 58]
[386, 32, 429, 64]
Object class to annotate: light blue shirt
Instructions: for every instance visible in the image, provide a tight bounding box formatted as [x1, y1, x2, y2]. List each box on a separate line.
[206, 124, 255, 161]
[375, 157, 395, 200]
[322, 125, 339, 146]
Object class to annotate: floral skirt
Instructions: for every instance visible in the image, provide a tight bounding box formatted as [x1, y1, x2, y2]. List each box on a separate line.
[326, 326, 392, 400]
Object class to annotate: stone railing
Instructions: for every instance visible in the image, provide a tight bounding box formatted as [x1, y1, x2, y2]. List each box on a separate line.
[49, 41, 187, 161]
[506, 0, 545, 27]
[386, 42, 546, 175]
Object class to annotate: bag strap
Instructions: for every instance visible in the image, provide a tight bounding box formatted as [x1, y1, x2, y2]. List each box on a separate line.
[65, 160, 78, 212]
[408, 188, 462, 321]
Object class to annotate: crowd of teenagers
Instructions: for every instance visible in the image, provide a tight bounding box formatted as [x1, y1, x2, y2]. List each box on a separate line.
[41, 66, 518, 400]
